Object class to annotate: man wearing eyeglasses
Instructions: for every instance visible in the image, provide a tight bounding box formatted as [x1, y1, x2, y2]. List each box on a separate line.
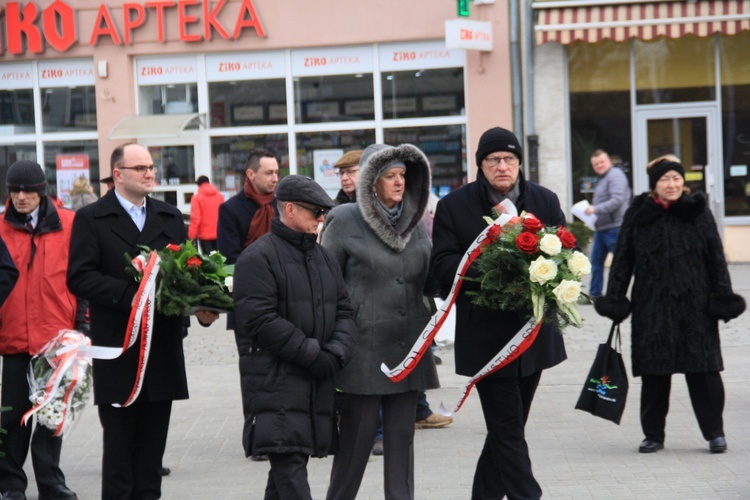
[333, 150, 362, 205]
[67, 143, 219, 499]
[430, 127, 567, 499]
[233, 175, 355, 499]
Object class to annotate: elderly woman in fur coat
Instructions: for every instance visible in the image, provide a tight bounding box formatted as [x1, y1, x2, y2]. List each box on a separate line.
[321, 144, 440, 500]
[596, 155, 745, 455]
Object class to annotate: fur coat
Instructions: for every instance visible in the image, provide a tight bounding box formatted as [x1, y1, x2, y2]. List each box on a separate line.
[321, 144, 440, 395]
[596, 192, 745, 377]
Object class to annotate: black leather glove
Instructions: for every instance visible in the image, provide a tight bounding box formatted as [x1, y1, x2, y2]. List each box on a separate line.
[75, 322, 90, 334]
[308, 350, 340, 380]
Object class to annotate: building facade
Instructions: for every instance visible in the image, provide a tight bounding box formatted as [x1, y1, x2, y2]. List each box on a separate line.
[531, 0, 750, 260]
[0, 0, 514, 213]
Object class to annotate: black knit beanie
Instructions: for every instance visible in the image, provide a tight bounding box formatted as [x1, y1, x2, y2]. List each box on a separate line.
[6, 160, 47, 194]
[475, 127, 523, 167]
[648, 160, 685, 190]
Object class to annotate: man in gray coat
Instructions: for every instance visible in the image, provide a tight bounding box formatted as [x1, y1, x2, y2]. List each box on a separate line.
[584, 149, 631, 299]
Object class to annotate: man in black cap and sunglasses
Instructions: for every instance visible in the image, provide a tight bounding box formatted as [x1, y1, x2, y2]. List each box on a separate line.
[233, 175, 356, 499]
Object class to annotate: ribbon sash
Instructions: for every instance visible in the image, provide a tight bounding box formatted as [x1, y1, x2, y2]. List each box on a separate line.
[380, 211, 513, 382]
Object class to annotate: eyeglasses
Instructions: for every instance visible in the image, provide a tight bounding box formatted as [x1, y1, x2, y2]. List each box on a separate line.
[293, 202, 329, 219]
[483, 155, 519, 167]
[336, 168, 359, 178]
[118, 165, 157, 174]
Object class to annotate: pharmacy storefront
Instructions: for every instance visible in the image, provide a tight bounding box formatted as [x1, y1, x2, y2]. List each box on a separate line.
[532, 0, 750, 260]
[0, 0, 514, 213]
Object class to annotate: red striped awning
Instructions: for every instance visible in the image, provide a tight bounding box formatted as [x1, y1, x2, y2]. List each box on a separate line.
[535, 0, 750, 45]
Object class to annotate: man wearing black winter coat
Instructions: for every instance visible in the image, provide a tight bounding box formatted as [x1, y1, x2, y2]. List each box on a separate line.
[233, 175, 355, 499]
[431, 127, 567, 499]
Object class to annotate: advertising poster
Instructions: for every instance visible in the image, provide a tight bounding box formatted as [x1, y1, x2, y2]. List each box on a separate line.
[312, 149, 343, 196]
[56, 154, 90, 207]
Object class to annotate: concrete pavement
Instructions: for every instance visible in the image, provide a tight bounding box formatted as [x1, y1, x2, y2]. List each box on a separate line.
[20, 265, 750, 499]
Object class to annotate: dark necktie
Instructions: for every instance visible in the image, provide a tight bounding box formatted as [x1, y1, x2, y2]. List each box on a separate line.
[25, 215, 34, 232]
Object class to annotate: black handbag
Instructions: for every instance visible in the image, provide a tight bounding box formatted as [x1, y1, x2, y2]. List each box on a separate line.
[575, 322, 629, 424]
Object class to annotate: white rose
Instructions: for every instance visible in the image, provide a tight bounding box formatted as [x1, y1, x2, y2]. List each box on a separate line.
[552, 280, 582, 304]
[224, 276, 234, 293]
[528, 256, 558, 284]
[567, 251, 592, 277]
[539, 234, 562, 256]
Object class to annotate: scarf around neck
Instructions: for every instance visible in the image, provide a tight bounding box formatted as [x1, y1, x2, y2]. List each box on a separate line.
[243, 177, 275, 247]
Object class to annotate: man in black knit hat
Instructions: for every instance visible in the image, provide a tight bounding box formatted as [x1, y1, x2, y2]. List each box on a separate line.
[430, 127, 568, 499]
[0, 160, 80, 500]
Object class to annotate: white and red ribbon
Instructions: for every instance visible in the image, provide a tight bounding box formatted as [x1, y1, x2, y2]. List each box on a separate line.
[379, 200, 544, 414]
[78, 251, 161, 407]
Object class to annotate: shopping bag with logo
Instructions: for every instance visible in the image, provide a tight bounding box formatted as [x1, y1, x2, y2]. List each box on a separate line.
[575, 322, 629, 424]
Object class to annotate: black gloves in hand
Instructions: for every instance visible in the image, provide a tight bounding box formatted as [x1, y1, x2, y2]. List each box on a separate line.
[308, 350, 340, 380]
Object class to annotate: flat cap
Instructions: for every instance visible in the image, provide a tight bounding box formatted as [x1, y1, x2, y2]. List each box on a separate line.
[276, 175, 334, 208]
[334, 150, 363, 169]
[101, 176, 114, 184]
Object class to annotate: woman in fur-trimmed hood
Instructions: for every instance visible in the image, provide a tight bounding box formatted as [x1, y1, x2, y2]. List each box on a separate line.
[321, 143, 439, 500]
[595, 156, 745, 455]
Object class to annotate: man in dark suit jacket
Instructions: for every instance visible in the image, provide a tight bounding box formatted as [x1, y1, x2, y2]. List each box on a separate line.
[430, 127, 567, 500]
[67, 143, 218, 499]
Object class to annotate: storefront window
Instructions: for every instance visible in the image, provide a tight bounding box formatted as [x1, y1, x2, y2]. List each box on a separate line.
[0, 89, 35, 135]
[42, 141, 100, 206]
[385, 125, 465, 196]
[147, 145, 196, 187]
[209, 79, 286, 127]
[211, 135, 289, 194]
[0, 144, 36, 204]
[296, 130, 376, 197]
[568, 41, 632, 204]
[381, 68, 465, 120]
[41, 86, 97, 132]
[635, 36, 716, 105]
[720, 32, 750, 217]
[139, 84, 198, 115]
[294, 74, 374, 124]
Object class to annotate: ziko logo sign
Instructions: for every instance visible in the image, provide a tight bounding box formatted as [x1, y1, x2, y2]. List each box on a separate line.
[0, 0, 266, 56]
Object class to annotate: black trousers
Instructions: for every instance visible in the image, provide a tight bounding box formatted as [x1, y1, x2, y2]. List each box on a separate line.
[472, 373, 543, 500]
[0, 354, 66, 493]
[640, 372, 725, 443]
[98, 398, 172, 500]
[197, 239, 217, 255]
[327, 391, 419, 500]
[264, 453, 311, 500]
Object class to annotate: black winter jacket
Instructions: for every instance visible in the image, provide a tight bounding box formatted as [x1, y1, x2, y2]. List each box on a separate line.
[430, 171, 568, 378]
[233, 218, 356, 457]
[595, 193, 745, 376]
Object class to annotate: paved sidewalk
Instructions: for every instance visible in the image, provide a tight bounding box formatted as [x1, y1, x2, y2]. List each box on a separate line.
[20, 265, 750, 499]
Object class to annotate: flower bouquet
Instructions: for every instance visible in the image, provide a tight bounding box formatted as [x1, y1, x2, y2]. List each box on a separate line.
[24, 330, 93, 437]
[468, 211, 592, 328]
[126, 241, 234, 316]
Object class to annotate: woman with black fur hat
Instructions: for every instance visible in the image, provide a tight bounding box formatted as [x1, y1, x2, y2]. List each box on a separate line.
[595, 154, 745, 455]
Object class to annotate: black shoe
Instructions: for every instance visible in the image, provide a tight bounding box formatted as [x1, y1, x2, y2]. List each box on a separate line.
[250, 454, 269, 462]
[709, 436, 727, 453]
[638, 439, 664, 453]
[38, 484, 77, 500]
[160, 466, 172, 476]
[2, 491, 27, 500]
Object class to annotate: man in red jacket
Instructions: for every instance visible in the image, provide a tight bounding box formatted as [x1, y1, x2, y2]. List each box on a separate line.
[188, 175, 225, 254]
[0, 160, 80, 500]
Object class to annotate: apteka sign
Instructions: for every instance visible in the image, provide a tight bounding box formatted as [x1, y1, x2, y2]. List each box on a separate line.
[0, 0, 266, 56]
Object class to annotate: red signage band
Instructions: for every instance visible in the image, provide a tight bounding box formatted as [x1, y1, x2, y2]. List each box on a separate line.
[0, 0, 266, 55]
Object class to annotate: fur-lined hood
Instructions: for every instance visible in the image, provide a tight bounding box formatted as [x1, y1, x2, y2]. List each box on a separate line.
[356, 144, 431, 252]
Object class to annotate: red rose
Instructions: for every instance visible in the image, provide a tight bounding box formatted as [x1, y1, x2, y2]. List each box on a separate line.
[522, 215, 544, 233]
[556, 227, 577, 249]
[166, 244, 181, 252]
[187, 257, 202, 268]
[487, 225, 502, 243]
[515, 232, 539, 254]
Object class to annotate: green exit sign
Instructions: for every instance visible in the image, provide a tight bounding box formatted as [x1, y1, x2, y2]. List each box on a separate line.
[458, 0, 470, 17]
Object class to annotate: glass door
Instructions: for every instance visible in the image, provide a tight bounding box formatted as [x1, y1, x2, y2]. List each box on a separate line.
[634, 105, 723, 231]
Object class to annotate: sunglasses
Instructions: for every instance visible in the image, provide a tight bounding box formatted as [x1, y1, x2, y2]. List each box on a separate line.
[293, 202, 329, 219]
